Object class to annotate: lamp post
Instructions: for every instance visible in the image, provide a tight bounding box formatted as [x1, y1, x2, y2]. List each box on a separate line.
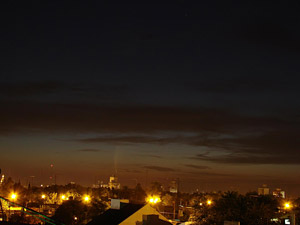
[283, 202, 295, 225]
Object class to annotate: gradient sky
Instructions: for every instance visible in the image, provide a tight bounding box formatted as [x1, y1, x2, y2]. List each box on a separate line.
[1, 2, 300, 195]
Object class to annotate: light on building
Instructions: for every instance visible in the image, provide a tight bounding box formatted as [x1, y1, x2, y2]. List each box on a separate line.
[41, 194, 46, 199]
[61, 195, 66, 200]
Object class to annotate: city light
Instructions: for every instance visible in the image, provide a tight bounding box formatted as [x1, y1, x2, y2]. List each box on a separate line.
[207, 200, 212, 205]
[284, 202, 292, 210]
[41, 194, 46, 199]
[61, 195, 66, 200]
[146, 195, 161, 204]
[10, 193, 17, 201]
[83, 195, 90, 203]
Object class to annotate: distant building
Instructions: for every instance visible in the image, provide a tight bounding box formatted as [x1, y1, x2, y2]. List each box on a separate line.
[87, 199, 171, 225]
[169, 180, 178, 193]
[109, 176, 121, 190]
[258, 184, 269, 195]
[273, 188, 285, 198]
[101, 175, 121, 190]
[93, 180, 101, 188]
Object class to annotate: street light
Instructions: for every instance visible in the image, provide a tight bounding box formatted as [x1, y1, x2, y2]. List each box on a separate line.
[10, 193, 17, 201]
[284, 202, 292, 210]
[207, 200, 212, 205]
[41, 194, 46, 199]
[83, 195, 90, 203]
[147, 196, 161, 204]
[61, 195, 66, 200]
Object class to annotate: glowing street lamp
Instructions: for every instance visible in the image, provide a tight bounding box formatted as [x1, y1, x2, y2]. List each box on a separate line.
[41, 194, 46, 199]
[207, 200, 212, 205]
[284, 202, 292, 210]
[61, 195, 66, 200]
[83, 195, 90, 203]
[10, 193, 17, 201]
[147, 196, 161, 204]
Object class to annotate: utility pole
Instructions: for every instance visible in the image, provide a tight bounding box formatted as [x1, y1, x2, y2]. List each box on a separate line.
[173, 200, 176, 220]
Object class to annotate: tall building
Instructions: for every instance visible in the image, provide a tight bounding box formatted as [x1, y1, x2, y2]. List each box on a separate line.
[109, 175, 121, 190]
[169, 180, 178, 193]
[273, 188, 285, 198]
[101, 175, 121, 190]
[258, 184, 270, 195]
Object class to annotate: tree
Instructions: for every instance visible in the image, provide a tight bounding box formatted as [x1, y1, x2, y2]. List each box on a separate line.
[149, 182, 163, 195]
[87, 198, 109, 220]
[118, 186, 131, 199]
[52, 200, 88, 225]
[134, 183, 146, 203]
[162, 194, 174, 206]
[193, 192, 280, 225]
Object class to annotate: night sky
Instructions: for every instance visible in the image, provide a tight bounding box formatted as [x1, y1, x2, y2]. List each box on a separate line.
[1, 2, 300, 195]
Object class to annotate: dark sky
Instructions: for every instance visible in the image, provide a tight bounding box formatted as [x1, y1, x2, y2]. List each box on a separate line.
[1, 2, 300, 195]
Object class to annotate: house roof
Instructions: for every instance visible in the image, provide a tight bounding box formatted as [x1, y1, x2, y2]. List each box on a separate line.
[86, 203, 145, 225]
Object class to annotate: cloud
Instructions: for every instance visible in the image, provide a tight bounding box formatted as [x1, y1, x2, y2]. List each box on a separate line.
[0, 81, 68, 96]
[186, 77, 299, 94]
[77, 135, 175, 145]
[143, 166, 175, 172]
[118, 168, 142, 173]
[192, 152, 300, 165]
[76, 149, 102, 152]
[0, 100, 299, 165]
[135, 154, 162, 159]
[76, 129, 300, 165]
[184, 171, 233, 177]
[189, 130, 300, 165]
[0, 81, 131, 103]
[184, 164, 210, 170]
[239, 18, 300, 53]
[0, 101, 265, 135]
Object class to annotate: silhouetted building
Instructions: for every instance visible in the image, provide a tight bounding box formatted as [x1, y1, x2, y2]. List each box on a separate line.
[169, 180, 178, 193]
[87, 199, 170, 225]
[141, 215, 171, 225]
[273, 188, 285, 198]
[258, 184, 269, 195]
